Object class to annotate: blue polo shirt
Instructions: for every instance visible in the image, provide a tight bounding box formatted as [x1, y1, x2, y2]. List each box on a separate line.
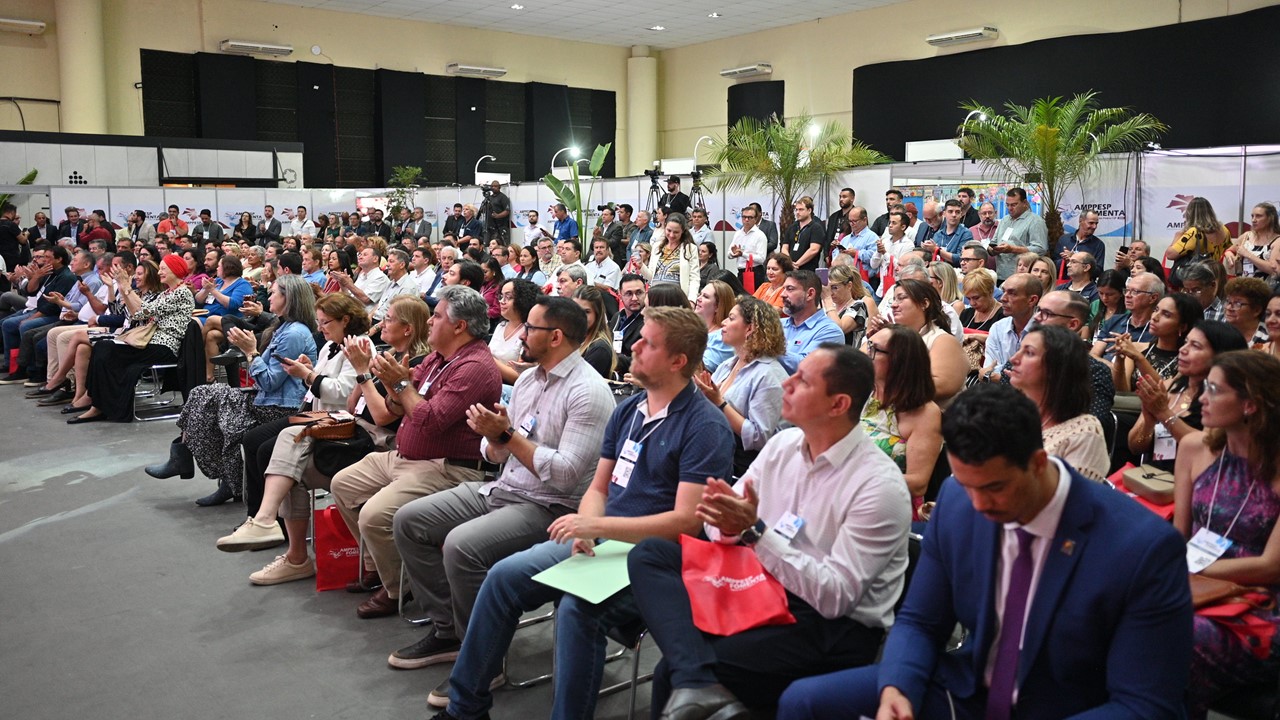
[601, 380, 733, 518]
[780, 309, 845, 374]
[838, 227, 882, 277]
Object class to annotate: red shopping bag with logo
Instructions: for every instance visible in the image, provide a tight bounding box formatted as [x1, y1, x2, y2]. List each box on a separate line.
[742, 255, 756, 294]
[314, 504, 360, 591]
[680, 533, 795, 636]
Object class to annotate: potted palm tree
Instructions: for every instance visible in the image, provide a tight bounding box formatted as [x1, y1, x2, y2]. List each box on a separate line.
[704, 113, 888, 233]
[956, 92, 1167, 241]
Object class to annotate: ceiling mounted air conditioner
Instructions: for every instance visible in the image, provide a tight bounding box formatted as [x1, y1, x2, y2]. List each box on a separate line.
[446, 63, 507, 79]
[0, 17, 46, 35]
[219, 39, 294, 57]
[719, 63, 772, 80]
[925, 26, 999, 46]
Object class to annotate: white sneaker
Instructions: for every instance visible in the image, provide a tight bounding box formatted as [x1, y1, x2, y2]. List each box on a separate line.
[216, 518, 286, 552]
[426, 674, 505, 708]
[249, 554, 315, 586]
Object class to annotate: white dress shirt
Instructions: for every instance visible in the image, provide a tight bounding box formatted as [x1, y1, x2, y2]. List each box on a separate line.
[730, 227, 768, 269]
[715, 425, 911, 627]
[584, 256, 621, 290]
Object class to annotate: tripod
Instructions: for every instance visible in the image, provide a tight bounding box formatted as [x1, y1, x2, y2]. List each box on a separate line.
[644, 176, 663, 218]
[689, 171, 707, 213]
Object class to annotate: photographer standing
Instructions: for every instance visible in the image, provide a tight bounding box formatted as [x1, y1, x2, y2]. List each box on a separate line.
[484, 181, 511, 244]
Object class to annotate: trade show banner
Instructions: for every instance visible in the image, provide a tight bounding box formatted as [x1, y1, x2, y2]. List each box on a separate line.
[1139, 150, 1244, 255]
[50, 187, 110, 226]
[162, 188, 219, 227]
[215, 189, 266, 228]
[107, 188, 166, 229]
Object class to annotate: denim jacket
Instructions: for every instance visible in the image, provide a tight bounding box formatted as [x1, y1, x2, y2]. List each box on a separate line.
[247, 320, 318, 409]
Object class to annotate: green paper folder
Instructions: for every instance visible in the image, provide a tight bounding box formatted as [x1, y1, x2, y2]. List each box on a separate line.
[531, 540, 635, 604]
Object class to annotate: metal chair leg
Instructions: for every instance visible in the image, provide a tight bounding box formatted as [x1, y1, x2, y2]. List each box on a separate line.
[398, 563, 431, 624]
[505, 607, 557, 688]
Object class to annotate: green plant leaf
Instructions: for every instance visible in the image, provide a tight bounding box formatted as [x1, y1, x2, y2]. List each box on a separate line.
[588, 142, 612, 178]
[542, 172, 578, 211]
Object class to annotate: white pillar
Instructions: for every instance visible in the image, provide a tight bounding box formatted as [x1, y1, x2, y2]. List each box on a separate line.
[626, 46, 658, 177]
[55, 0, 109, 134]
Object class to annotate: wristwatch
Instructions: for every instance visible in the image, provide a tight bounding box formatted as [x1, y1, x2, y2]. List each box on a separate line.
[738, 519, 768, 546]
[355, 373, 369, 384]
[392, 379, 411, 395]
[496, 428, 514, 445]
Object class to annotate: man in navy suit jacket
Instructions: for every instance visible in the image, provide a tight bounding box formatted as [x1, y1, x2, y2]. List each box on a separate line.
[778, 383, 1193, 720]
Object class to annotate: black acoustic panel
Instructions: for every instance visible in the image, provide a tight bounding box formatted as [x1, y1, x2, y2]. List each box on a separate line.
[333, 67, 376, 187]
[590, 90, 616, 178]
[255, 61, 297, 144]
[853, 5, 1280, 159]
[525, 82, 572, 182]
[195, 52, 256, 141]
[485, 81, 525, 180]
[455, 77, 487, 183]
[141, 50, 198, 139]
[296, 62, 336, 188]
[728, 81, 784, 127]
[375, 69, 426, 186]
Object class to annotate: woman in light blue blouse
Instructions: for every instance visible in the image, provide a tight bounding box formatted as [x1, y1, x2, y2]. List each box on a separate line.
[693, 295, 788, 477]
[694, 280, 737, 373]
[146, 275, 318, 506]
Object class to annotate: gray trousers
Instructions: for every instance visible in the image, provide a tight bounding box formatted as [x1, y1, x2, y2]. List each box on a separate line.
[392, 482, 564, 641]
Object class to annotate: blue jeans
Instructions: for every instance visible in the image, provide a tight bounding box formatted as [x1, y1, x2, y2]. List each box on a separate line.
[446, 539, 641, 720]
[2, 309, 42, 357]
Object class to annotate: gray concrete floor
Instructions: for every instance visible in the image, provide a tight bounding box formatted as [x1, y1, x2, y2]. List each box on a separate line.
[0, 385, 654, 720]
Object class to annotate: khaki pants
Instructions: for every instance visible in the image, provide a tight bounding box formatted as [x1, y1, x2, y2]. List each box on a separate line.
[45, 324, 86, 380]
[330, 451, 482, 598]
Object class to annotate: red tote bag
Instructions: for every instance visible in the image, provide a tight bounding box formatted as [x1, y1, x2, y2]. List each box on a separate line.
[314, 504, 360, 591]
[680, 534, 795, 636]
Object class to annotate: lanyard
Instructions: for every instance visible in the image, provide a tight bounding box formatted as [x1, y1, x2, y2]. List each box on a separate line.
[626, 404, 668, 445]
[1206, 453, 1254, 540]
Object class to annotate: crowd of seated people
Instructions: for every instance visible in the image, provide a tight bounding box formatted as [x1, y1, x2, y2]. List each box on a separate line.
[6, 187, 1280, 720]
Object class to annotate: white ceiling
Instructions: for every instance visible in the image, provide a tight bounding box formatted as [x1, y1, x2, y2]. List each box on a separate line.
[261, 0, 912, 50]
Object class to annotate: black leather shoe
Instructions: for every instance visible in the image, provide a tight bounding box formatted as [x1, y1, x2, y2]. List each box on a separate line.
[67, 413, 105, 425]
[210, 348, 246, 367]
[37, 389, 74, 406]
[25, 384, 60, 398]
[61, 403, 92, 414]
[659, 685, 749, 720]
[145, 438, 195, 479]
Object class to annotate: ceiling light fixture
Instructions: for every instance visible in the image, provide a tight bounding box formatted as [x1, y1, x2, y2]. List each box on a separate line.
[648, 25, 666, 31]
[510, 4, 524, 9]
[708, 12, 722, 18]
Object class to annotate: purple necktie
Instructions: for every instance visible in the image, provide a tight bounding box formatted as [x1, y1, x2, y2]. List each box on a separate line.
[987, 529, 1035, 720]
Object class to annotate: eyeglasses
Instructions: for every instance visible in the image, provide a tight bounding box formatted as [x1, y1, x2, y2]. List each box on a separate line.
[1033, 306, 1074, 322]
[1224, 299, 1251, 309]
[522, 324, 558, 335]
[317, 318, 334, 327]
[959, 256, 981, 263]
[1123, 287, 1159, 296]
[867, 343, 890, 360]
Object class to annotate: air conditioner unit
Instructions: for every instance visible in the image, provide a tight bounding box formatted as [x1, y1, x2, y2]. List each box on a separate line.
[926, 26, 999, 46]
[0, 17, 46, 35]
[219, 39, 294, 57]
[446, 63, 507, 78]
[719, 63, 772, 80]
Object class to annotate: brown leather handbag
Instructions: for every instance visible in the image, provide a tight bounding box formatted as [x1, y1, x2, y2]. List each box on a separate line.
[289, 411, 356, 442]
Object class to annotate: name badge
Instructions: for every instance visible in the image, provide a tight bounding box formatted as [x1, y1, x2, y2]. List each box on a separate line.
[355, 396, 367, 414]
[519, 415, 537, 437]
[1002, 227, 1015, 243]
[303, 390, 315, 404]
[773, 512, 805, 541]
[611, 459, 635, 488]
[613, 330, 624, 353]
[621, 439, 642, 462]
[1153, 423, 1176, 461]
[418, 379, 432, 395]
[1187, 527, 1233, 573]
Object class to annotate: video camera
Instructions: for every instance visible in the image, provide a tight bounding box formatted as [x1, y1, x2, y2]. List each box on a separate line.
[644, 168, 662, 187]
[480, 184, 494, 198]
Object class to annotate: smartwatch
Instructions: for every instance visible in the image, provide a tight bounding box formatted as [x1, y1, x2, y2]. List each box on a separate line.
[738, 519, 768, 546]
[392, 379, 412, 395]
[355, 373, 369, 385]
[496, 428, 514, 445]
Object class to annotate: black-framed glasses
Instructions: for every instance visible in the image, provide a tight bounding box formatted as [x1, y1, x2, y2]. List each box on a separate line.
[1033, 306, 1074, 322]
[867, 342, 890, 359]
[959, 256, 981, 263]
[522, 324, 559, 335]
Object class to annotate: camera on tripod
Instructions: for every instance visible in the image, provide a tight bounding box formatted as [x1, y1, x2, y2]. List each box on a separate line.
[480, 184, 494, 198]
[596, 205, 611, 212]
[644, 168, 662, 187]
